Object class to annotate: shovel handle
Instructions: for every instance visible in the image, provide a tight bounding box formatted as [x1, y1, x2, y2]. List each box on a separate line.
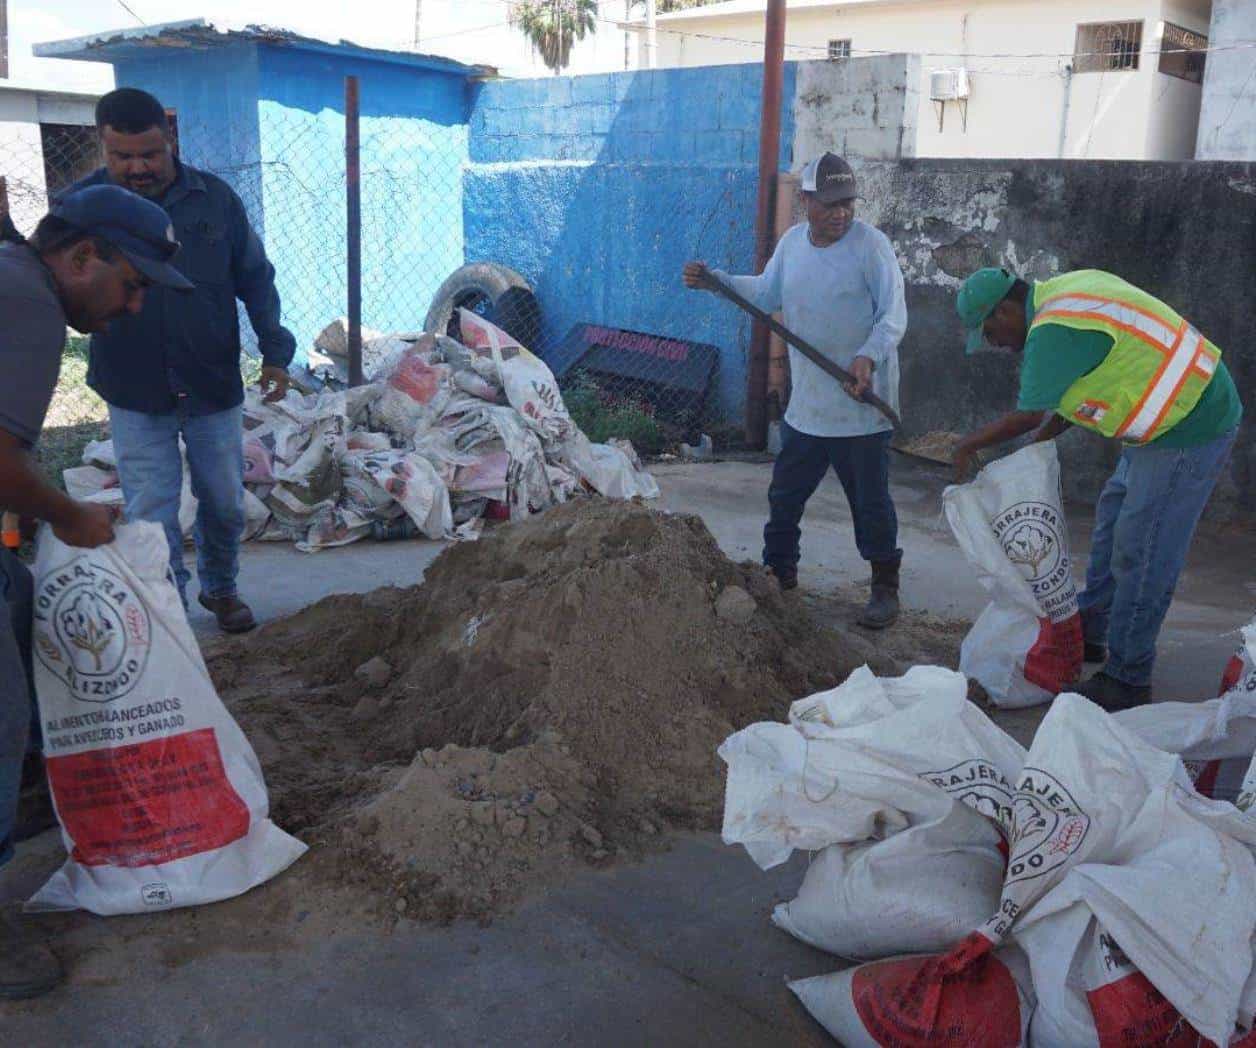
[702, 273, 902, 430]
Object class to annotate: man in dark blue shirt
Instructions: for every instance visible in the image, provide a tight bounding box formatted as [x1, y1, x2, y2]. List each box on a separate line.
[74, 88, 296, 632]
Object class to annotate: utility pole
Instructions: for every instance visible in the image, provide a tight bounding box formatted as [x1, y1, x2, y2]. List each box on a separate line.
[1, 0, 9, 80]
[413, 0, 422, 50]
[645, 0, 657, 68]
[625, 0, 631, 70]
[745, 0, 786, 448]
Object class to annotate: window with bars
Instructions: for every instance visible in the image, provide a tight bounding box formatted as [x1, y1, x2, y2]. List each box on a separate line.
[827, 39, 851, 60]
[1074, 21, 1143, 73]
[1159, 22, 1207, 83]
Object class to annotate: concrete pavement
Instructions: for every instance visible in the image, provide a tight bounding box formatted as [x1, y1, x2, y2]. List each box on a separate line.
[5, 456, 1253, 1044]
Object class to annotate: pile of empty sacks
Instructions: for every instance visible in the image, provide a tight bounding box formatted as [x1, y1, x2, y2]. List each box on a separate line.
[62, 309, 659, 553]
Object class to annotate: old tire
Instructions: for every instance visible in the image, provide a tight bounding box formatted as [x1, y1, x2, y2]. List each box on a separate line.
[424, 262, 543, 351]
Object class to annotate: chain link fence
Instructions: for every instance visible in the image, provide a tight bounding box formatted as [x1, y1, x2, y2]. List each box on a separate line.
[3, 90, 754, 492]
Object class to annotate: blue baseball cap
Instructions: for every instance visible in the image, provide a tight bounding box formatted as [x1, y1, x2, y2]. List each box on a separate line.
[50, 185, 193, 291]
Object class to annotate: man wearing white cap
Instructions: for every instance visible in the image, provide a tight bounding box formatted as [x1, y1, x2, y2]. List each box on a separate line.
[683, 153, 908, 627]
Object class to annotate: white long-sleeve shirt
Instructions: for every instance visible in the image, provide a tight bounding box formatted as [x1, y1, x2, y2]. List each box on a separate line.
[715, 219, 907, 438]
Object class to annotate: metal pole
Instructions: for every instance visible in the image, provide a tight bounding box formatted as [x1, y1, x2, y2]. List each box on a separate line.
[645, 0, 657, 69]
[345, 75, 363, 388]
[745, 0, 785, 449]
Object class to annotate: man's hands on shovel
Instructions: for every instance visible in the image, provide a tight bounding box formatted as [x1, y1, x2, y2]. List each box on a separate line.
[682, 260, 717, 291]
[683, 259, 874, 403]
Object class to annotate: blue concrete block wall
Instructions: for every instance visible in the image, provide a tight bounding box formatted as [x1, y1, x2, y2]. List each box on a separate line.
[256, 47, 470, 362]
[465, 63, 798, 423]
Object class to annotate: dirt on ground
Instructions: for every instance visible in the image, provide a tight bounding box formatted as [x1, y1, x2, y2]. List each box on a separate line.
[202, 499, 917, 923]
[0, 499, 976, 1002]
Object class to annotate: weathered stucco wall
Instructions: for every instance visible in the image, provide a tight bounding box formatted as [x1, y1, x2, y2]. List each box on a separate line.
[854, 158, 1256, 515]
[1197, 0, 1256, 161]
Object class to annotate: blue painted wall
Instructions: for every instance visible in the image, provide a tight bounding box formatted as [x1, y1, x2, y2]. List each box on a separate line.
[464, 63, 797, 422]
[112, 43, 472, 365]
[109, 48, 800, 420]
[255, 47, 470, 360]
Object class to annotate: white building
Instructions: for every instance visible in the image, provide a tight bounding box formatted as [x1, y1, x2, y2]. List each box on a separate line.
[0, 83, 100, 235]
[627, 0, 1215, 160]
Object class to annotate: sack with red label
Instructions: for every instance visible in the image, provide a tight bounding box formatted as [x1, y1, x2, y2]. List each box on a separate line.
[789, 934, 1036, 1048]
[1008, 695, 1256, 1047]
[943, 442, 1083, 706]
[28, 522, 306, 915]
[720, 666, 1025, 961]
[1184, 619, 1256, 802]
[1115, 679, 1256, 805]
[1023, 911, 1256, 1048]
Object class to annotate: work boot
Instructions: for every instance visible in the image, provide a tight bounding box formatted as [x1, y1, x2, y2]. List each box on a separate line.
[198, 592, 257, 634]
[1083, 641, 1107, 664]
[768, 564, 798, 591]
[858, 555, 901, 630]
[0, 906, 62, 1000]
[1075, 671, 1151, 712]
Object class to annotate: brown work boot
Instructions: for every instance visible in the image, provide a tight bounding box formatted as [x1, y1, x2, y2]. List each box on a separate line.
[198, 592, 257, 634]
[0, 906, 62, 1000]
[857, 554, 901, 630]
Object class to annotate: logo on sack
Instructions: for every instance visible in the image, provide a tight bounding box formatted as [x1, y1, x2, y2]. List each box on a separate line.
[141, 882, 173, 907]
[1006, 766, 1090, 884]
[920, 760, 1015, 840]
[34, 558, 152, 703]
[992, 501, 1077, 621]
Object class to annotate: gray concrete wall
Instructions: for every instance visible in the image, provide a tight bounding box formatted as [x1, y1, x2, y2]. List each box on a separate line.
[1196, 0, 1256, 161]
[854, 158, 1256, 517]
[791, 54, 920, 167]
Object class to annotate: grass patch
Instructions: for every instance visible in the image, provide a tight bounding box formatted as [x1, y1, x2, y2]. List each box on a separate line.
[38, 336, 109, 489]
[562, 373, 666, 454]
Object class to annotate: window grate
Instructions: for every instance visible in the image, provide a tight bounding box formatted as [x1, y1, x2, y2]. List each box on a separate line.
[827, 38, 851, 60]
[1074, 21, 1143, 73]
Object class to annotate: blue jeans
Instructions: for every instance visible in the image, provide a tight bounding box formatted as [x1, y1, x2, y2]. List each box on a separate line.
[1080, 427, 1238, 687]
[110, 403, 245, 604]
[763, 422, 900, 571]
[0, 549, 35, 868]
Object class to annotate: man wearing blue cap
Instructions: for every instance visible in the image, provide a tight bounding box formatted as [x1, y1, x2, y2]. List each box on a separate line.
[70, 87, 297, 633]
[0, 184, 193, 997]
[952, 267, 1241, 711]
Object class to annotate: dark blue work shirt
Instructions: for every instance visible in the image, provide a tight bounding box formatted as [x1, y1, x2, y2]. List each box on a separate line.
[71, 162, 296, 415]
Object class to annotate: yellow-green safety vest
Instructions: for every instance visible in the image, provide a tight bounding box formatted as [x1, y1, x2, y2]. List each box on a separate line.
[1028, 270, 1221, 444]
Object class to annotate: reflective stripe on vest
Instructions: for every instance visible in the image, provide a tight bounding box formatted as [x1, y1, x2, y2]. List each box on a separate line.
[1036, 292, 1217, 443]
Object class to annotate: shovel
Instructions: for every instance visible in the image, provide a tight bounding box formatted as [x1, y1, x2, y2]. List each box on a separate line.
[700, 272, 959, 468]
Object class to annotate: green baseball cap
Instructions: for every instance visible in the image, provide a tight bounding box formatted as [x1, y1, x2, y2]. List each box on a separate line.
[957, 267, 1017, 354]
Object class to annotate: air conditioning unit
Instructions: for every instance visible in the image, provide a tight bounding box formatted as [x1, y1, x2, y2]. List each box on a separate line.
[930, 67, 971, 101]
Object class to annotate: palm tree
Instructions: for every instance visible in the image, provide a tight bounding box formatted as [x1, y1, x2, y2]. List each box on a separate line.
[512, 0, 599, 75]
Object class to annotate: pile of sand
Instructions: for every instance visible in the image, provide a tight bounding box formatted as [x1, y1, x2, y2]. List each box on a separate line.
[208, 499, 886, 921]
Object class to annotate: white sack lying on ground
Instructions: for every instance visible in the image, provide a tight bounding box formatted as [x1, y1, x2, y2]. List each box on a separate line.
[1116, 672, 1256, 804]
[789, 937, 1037, 1048]
[720, 666, 1024, 960]
[1001, 695, 1256, 1047]
[759, 686, 1256, 1046]
[943, 441, 1083, 707]
[28, 523, 306, 915]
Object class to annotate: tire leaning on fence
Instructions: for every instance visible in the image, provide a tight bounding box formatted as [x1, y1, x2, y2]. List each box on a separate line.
[424, 262, 544, 353]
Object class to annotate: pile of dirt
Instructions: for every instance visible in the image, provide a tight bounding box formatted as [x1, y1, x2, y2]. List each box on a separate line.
[209, 499, 889, 921]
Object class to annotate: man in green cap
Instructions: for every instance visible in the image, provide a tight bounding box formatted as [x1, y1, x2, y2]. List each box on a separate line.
[952, 267, 1241, 711]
